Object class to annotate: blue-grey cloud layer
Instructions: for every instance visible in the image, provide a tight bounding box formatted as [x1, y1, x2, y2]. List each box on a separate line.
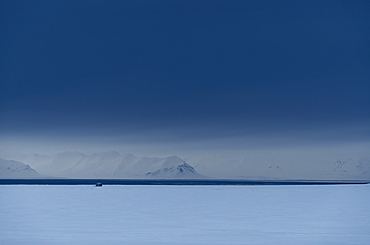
[1, 0, 369, 140]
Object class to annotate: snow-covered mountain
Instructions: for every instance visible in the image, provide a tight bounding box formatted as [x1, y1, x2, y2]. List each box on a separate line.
[123, 156, 202, 179]
[14, 151, 205, 179]
[0, 158, 40, 178]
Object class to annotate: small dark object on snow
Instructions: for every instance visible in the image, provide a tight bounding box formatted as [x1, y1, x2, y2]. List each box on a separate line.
[95, 182, 102, 187]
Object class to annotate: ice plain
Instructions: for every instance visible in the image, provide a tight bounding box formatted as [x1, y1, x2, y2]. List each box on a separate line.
[0, 184, 369, 245]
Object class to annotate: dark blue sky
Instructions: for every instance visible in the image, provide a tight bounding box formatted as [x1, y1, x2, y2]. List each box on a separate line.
[1, 0, 369, 143]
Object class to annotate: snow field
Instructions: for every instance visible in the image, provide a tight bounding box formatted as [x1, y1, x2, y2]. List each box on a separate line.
[0, 184, 369, 245]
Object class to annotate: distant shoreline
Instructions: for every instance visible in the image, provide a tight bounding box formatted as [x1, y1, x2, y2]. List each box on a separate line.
[0, 179, 368, 185]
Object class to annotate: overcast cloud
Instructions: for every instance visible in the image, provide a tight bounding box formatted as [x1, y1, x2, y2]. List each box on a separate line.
[1, 0, 369, 164]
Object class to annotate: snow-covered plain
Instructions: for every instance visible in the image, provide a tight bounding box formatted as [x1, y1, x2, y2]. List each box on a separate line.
[0, 184, 369, 245]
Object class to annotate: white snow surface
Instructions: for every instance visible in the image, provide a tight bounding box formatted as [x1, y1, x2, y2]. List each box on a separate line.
[0, 184, 369, 245]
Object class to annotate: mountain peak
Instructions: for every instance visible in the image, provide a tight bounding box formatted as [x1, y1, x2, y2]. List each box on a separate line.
[145, 158, 204, 179]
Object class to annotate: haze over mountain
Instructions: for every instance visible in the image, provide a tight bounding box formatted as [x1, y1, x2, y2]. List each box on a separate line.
[194, 155, 370, 180]
[5, 151, 205, 179]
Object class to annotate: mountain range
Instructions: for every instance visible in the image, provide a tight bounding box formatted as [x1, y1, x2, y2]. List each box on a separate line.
[1, 151, 369, 180]
[1, 151, 205, 179]
[193, 155, 370, 180]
